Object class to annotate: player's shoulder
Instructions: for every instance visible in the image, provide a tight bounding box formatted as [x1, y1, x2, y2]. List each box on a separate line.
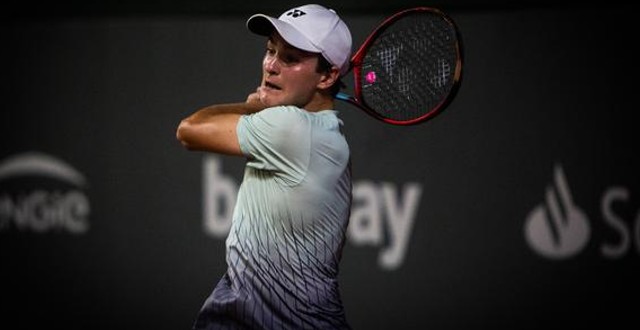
[262, 105, 306, 117]
[258, 106, 310, 125]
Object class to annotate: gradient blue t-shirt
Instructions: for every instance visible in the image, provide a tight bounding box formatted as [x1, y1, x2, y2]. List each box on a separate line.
[193, 106, 352, 330]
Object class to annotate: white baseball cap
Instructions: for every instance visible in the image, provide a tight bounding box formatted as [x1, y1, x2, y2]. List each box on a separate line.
[246, 4, 352, 75]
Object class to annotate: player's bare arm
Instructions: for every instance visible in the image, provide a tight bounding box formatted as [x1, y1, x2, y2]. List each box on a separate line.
[176, 92, 266, 155]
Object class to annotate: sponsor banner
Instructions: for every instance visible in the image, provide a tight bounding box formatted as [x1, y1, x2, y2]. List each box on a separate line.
[0, 152, 90, 234]
[202, 155, 423, 270]
[2, 6, 637, 329]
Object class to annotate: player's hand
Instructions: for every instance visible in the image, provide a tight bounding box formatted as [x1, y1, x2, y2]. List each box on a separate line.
[246, 87, 265, 105]
[245, 87, 269, 113]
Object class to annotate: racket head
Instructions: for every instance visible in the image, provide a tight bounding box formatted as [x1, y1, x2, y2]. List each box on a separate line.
[346, 7, 463, 125]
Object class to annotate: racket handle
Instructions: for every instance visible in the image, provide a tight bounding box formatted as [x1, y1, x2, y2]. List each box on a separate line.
[336, 92, 364, 110]
[336, 92, 350, 101]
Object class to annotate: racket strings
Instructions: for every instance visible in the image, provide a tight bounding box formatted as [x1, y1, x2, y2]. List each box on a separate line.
[360, 12, 459, 121]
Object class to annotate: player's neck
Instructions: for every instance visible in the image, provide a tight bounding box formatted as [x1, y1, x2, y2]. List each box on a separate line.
[303, 92, 334, 112]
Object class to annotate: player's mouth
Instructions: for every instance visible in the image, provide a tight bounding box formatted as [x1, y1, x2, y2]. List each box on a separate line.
[264, 81, 282, 91]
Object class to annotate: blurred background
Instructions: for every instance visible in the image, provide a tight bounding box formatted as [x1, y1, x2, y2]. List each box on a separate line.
[1, 1, 638, 329]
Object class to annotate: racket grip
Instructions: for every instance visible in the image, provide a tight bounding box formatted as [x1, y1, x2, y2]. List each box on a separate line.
[336, 92, 349, 101]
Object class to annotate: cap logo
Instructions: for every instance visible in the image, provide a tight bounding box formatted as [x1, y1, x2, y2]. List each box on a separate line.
[286, 9, 306, 18]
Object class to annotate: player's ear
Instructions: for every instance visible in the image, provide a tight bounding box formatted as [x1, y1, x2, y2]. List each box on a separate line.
[317, 66, 340, 90]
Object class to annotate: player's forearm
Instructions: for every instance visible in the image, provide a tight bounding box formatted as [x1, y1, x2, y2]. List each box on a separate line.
[176, 88, 268, 154]
[183, 102, 263, 123]
[176, 101, 263, 155]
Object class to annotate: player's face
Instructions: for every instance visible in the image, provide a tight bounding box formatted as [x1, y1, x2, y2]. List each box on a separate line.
[259, 33, 324, 108]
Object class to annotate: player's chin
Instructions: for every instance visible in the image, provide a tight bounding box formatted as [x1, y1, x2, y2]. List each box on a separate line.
[261, 93, 288, 108]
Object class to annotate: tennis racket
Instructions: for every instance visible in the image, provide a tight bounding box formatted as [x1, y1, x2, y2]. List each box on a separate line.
[336, 7, 463, 125]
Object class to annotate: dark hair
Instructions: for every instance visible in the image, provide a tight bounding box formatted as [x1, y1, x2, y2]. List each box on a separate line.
[316, 55, 345, 97]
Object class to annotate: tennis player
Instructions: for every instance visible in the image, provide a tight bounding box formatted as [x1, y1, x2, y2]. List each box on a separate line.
[176, 4, 353, 329]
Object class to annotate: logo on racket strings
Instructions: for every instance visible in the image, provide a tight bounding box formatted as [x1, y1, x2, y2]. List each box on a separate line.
[365, 71, 377, 84]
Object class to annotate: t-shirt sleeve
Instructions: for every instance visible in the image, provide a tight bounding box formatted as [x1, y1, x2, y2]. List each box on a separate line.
[236, 106, 310, 185]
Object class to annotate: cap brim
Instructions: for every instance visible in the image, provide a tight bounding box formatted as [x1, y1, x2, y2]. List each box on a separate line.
[246, 14, 321, 54]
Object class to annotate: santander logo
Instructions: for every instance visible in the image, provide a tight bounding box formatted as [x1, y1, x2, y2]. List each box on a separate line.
[524, 164, 590, 259]
[524, 163, 639, 260]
